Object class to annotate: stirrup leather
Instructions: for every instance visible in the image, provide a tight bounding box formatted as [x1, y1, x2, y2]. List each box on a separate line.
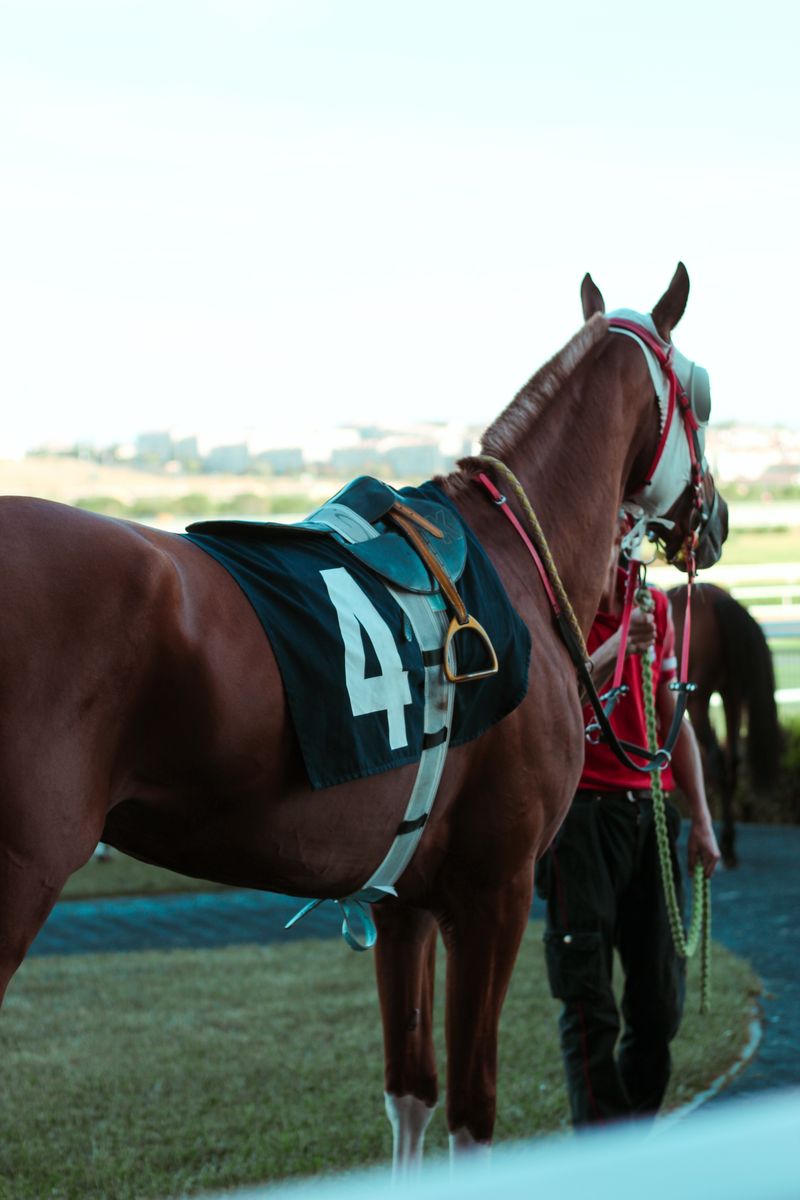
[387, 504, 499, 684]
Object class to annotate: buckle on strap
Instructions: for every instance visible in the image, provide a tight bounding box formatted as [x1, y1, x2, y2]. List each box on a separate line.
[285, 886, 398, 952]
[443, 613, 499, 683]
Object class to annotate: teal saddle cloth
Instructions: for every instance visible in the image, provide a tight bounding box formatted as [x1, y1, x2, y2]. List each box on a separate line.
[184, 481, 531, 789]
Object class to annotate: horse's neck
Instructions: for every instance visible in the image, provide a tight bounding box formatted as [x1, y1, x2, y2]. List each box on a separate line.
[508, 409, 624, 634]
[473, 352, 650, 637]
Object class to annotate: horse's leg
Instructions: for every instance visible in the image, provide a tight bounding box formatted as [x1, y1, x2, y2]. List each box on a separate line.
[686, 693, 736, 863]
[441, 866, 533, 1159]
[720, 692, 743, 867]
[0, 752, 105, 1001]
[687, 692, 718, 794]
[373, 902, 438, 1175]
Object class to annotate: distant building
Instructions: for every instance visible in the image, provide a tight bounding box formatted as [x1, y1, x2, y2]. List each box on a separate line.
[136, 431, 174, 465]
[255, 447, 305, 475]
[383, 441, 446, 478]
[327, 438, 450, 480]
[173, 435, 200, 464]
[205, 443, 251, 473]
[329, 444, 387, 476]
[761, 461, 800, 488]
[707, 426, 800, 483]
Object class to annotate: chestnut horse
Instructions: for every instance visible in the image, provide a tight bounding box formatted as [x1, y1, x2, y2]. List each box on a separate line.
[668, 583, 780, 867]
[0, 266, 726, 1168]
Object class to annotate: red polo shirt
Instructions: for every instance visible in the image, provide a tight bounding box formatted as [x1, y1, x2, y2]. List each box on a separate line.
[581, 582, 677, 792]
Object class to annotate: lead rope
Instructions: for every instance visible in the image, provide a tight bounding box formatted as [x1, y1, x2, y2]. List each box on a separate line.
[637, 586, 711, 1013]
[475, 454, 711, 1009]
[474, 454, 588, 658]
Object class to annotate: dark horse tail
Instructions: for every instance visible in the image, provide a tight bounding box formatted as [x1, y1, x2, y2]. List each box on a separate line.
[712, 589, 781, 791]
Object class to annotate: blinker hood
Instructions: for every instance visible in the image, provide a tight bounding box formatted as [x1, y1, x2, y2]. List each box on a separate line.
[671, 345, 711, 426]
[606, 309, 711, 428]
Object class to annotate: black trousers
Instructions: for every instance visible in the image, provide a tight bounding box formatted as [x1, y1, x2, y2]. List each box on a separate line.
[537, 790, 686, 1127]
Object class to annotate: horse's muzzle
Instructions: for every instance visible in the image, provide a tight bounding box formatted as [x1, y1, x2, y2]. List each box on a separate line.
[693, 492, 729, 570]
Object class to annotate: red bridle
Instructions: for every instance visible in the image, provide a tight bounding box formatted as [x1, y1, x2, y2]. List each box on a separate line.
[608, 317, 708, 572]
[607, 316, 711, 683]
[474, 316, 711, 770]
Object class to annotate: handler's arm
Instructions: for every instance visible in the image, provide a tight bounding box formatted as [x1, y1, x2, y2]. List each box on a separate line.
[656, 682, 721, 878]
[586, 607, 656, 693]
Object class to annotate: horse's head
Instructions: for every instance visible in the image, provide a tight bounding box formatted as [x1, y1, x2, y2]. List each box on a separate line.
[581, 263, 728, 572]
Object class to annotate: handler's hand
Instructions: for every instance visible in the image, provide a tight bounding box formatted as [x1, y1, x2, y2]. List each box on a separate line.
[625, 606, 656, 656]
[687, 818, 721, 879]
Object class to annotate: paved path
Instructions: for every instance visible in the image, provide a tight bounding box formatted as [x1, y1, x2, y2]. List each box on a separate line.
[29, 824, 800, 1100]
[694, 826, 800, 1102]
[30, 887, 343, 955]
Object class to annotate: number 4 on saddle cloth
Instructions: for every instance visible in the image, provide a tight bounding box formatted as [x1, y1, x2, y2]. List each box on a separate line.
[185, 478, 531, 790]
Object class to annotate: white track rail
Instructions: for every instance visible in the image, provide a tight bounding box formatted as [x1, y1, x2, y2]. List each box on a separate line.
[201, 1088, 800, 1200]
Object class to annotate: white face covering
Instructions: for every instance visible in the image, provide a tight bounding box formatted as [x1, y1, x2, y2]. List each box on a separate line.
[606, 309, 710, 535]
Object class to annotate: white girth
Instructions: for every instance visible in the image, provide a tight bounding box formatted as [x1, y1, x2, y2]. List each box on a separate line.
[285, 500, 455, 948]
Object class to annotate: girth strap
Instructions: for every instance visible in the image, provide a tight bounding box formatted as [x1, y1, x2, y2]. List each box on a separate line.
[284, 500, 456, 949]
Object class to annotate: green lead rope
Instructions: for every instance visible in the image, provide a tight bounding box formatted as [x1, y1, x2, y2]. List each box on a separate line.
[638, 588, 712, 1014]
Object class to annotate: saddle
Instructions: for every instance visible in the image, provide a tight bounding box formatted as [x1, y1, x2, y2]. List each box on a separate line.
[188, 476, 498, 683]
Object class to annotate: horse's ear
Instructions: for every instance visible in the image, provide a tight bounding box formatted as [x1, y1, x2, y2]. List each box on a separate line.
[581, 273, 605, 320]
[651, 262, 690, 339]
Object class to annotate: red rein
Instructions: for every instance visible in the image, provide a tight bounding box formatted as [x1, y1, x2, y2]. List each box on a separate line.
[475, 472, 565, 622]
[477, 468, 695, 696]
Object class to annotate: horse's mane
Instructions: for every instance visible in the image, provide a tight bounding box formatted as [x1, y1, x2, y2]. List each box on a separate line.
[479, 313, 609, 459]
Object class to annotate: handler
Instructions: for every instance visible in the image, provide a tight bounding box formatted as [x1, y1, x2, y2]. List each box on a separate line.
[536, 523, 720, 1127]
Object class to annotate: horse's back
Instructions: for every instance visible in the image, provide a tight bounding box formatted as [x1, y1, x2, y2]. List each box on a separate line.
[0, 497, 179, 714]
[0, 497, 280, 801]
[0, 495, 572, 901]
[0, 495, 283, 716]
[0, 498, 432, 895]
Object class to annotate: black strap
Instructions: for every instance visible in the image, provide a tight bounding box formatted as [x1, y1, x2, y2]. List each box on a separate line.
[422, 727, 448, 750]
[554, 612, 690, 775]
[397, 813, 428, 836]
[422, 647, 444, 667]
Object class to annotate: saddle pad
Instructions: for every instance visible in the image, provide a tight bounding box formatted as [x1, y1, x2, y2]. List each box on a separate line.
[183, 482, 531, 789]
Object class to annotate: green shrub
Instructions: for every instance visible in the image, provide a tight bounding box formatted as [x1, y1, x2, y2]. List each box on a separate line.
[717, 717, 800, 825]
[167, 493, 215, 515]
[269, 493, 314, 515]
[219, 493, 270, 515]
[73, 496, 127, 516]
[775, 716, 800, 823]
[676, 717, 800, 825]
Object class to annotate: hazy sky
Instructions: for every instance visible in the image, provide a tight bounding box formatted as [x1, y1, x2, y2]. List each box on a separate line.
[1, 0, 798, 455]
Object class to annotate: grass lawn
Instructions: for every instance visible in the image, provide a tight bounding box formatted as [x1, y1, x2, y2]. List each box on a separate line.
[0, 925, 759, 1200]
[770, 641, 800, 694]
[717, 524, 800, 566]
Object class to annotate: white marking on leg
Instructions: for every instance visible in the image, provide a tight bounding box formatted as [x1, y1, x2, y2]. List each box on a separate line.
[449, 1126, 492, 1166]
[384, 1092, 436, 1176]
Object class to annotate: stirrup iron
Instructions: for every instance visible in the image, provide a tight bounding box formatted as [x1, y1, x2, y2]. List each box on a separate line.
[443, 614, 499, 683]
